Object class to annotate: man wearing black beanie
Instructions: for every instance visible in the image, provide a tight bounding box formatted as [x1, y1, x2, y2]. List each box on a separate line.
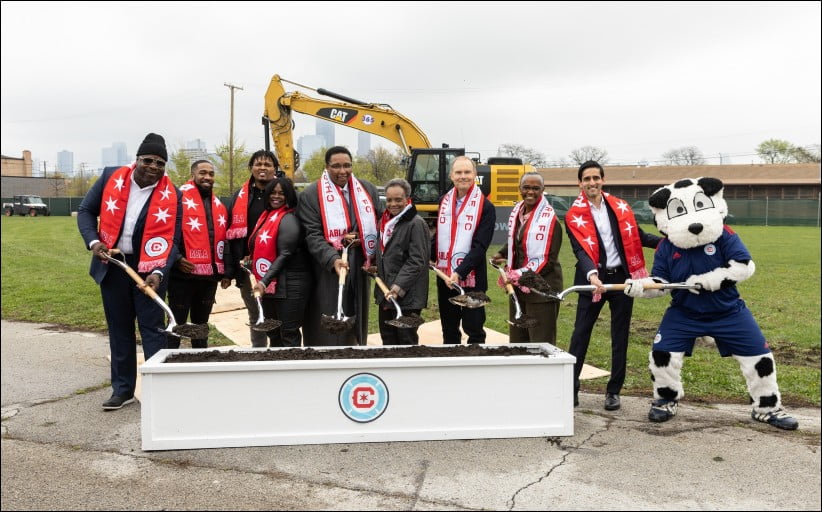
[78, 132, 182, 410]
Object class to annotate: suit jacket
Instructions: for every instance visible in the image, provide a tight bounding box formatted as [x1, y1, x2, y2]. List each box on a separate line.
[431, 195, 496, 292]
[374, 204, 430, 311]
[564, 196, 660, 286]
[77, 167, 182, 285]
[496, 212, 563, 304]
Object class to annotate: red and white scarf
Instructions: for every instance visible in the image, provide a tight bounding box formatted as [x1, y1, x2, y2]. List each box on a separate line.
[317, 171, 378, 264]
[179, 181, 227, 275]
[507, 196, 557, 277]
[98, 164, 178, 273]
[435, 184, 484, 288]
[249, 207, 292, 294]
[226, 181, 252, 240]
[566, 192, 649, 299]
[379, 200, 412, 250]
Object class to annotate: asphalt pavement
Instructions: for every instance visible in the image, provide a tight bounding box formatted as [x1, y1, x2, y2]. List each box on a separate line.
[2, 318, 820, 511]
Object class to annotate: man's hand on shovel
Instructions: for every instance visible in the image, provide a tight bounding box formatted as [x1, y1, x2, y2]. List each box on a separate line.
[91, 242, 112, 262]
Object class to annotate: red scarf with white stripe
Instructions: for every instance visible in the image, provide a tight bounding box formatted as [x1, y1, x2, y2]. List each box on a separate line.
[98, 164, 177, 273]
[566, 192, 649, 280]
[317, 171, 378, 264]
[249, 206, 291, 294]
[507, 196, 557, 277]
[435, 184, 484, 288]
[179, 181, 227, 275]
[226, 181, 252, 240]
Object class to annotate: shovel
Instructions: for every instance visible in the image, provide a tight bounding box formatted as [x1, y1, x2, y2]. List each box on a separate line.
[429, 265, 491, 309]
[102, 250, 209, 343]
[551, 282, 700, 300]
[366, 272, 424, 329]
[489, 259, 538, 329]
[240, 264, 282, 332]
[321, 244, 355, 333]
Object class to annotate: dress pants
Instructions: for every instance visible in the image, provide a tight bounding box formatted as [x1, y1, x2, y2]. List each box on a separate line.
[436, 279, 486, 344]
[568, 267, 633, 395]
[378, 306, 422, 345]
[167, 278, 218, 348]
[100, 253, 168, 398]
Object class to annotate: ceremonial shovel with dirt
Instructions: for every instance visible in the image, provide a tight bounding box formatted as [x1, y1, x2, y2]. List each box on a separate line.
[365, 270, 424, 329]
[321, 242, 356, 333]
[489, 259, 538, 329]
[240, 264, 282, 332]
[103, 249, 209, 343]
[428, 265, 491, 308]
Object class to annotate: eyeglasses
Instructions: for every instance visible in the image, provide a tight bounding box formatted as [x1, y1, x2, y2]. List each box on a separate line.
[139, 157, 166, 168]
[328, 163, 353, 170]
[520, 186, 542, 192]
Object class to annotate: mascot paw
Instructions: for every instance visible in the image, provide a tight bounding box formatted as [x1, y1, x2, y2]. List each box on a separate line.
[684, 275, 705, 294]
[624, 278, 646, 298]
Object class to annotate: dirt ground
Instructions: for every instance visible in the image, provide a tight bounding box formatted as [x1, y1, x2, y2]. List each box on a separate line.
[164, 344, 545, 363]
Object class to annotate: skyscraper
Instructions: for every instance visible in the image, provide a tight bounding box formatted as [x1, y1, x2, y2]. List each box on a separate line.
[57, 150, 74, 175]
[101, 142, 129, 167]
[316, 119, 335, 148]
[357, 132, 371, 157]
[297, 134, 326, 163]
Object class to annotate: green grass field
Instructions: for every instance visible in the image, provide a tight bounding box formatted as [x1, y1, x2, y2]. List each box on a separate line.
[2, 216, 819, 406]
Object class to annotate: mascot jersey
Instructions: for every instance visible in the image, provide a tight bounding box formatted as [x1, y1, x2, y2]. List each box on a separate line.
[653, 226, 749, 316]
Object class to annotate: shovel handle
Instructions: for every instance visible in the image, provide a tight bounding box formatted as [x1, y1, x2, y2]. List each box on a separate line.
[104, 250, 161, 301]
[338, 246, 349, 285]
[429, 265, 454, 285]
[373, 275, 391, 295]
[489, 259, 516, 296]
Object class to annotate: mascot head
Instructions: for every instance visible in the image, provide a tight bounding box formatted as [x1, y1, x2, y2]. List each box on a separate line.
[648, 177, 728, 249]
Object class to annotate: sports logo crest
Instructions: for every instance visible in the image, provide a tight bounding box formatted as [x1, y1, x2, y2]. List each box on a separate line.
[338, 373, 388, 423]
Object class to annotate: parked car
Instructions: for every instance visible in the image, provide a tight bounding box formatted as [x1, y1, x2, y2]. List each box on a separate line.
[3, 195, 51, 217]
[631, 200, 655, 224]
[543, 194, 570, 218]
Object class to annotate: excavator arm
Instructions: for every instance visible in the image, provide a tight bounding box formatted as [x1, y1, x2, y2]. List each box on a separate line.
[263, 74, 431, 177]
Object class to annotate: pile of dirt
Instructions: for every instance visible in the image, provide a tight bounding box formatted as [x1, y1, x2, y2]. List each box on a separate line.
[164, 344, 547, 363]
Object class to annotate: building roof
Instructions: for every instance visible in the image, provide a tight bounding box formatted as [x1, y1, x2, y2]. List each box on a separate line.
[537, 163, 821, 186]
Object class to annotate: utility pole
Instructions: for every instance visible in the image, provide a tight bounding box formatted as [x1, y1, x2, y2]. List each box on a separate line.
[224, 82, 243, 195]
[43, 161, 48, 178]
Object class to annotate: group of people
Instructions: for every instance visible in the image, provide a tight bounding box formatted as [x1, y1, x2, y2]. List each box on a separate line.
[77, 131, 797, 432]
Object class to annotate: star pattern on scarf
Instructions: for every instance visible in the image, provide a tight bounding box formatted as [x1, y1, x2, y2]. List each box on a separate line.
[257, 230, 272, 245]
[104, 196, 119, 214]
[570, 214, 588, 228]
[113, 176, 125, 191]
[217, 214, 227, 227]
[213, 196, 222, 206]
[183, 197, 199, 210]
[237, 187, 245, 199]
[623, 220, 635, 236]
[186, 217, 202, 231]
[153, 207, 171, 224]
[160, 186, 173, 201]
[583, 235, 597, 249]
[616, 200, 630, 214]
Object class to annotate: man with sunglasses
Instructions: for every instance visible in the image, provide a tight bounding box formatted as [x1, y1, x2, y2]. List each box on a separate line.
[298, 146, 381, 346]
[77, 133, 182, 411]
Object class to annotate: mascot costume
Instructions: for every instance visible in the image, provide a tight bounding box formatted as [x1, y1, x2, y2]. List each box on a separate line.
[623, 177, 798, 430]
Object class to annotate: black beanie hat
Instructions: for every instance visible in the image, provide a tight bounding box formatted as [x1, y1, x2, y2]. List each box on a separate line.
[136, 133, 168, 161]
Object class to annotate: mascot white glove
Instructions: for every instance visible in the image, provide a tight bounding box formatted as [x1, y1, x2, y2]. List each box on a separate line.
[624, 277, 669, 298]
[684, 259, 755, 294]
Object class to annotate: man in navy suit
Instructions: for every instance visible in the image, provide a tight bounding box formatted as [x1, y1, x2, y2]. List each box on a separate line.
[77, 133, 182, 410]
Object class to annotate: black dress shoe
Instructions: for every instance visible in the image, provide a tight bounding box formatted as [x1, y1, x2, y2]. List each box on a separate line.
[574, 393, 579, 407]
[102, 394, 135, 411]
[604, 393, 621, 411]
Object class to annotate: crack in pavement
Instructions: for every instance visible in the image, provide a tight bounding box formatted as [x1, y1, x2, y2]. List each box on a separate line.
[506, 420, 612, 510]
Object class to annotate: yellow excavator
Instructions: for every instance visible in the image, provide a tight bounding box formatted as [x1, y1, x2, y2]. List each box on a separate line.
[262, 74, 533, 222]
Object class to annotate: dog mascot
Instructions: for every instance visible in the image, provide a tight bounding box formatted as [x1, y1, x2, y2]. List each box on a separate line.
[623, 177, 798, 430]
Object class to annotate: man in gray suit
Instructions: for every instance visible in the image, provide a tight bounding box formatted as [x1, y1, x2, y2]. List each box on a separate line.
[297, 146, 380, 346]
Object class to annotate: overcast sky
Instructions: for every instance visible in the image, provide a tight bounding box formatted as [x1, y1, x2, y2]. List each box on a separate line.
[2, 1, 820, 173]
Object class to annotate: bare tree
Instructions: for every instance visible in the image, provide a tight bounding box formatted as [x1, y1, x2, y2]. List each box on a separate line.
[498, 144, 548, 167]
[569, 146, 609, 165]
[662, 146, 705, 165]
[791, 144, 821, 163]
[49, 172, 67, 197]
[363, 146, 405, 183]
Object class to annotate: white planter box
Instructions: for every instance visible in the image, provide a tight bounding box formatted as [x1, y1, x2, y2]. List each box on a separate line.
[140, 343, 576, 451]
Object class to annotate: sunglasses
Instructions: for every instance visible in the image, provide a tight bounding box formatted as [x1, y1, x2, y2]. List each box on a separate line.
[139, 157, 166, 168]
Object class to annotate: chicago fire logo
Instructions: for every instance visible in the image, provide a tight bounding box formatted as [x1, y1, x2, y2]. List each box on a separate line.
[338, 373, 388, 423]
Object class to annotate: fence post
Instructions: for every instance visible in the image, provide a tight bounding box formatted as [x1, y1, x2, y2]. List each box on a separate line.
[764, 197, 768, 227]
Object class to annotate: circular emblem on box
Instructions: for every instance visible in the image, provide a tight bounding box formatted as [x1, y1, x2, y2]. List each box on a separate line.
[339, 373, 388, 423]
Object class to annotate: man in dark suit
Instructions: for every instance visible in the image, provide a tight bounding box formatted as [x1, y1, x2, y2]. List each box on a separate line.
[565, 160, 661, 411]
[77, 133, 182, 411]
[432, 156, 496, 344]
[298, 146, 380, 346]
